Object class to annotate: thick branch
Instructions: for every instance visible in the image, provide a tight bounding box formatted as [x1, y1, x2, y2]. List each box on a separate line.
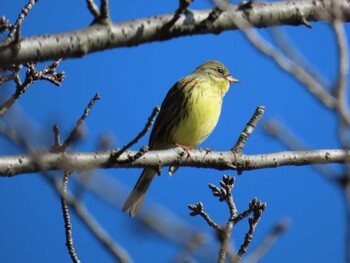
[0, 149, 349, 176]
[1, 0, 349, 66]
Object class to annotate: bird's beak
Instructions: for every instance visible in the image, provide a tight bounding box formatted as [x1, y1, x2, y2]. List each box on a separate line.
[226, 75, 240, 83]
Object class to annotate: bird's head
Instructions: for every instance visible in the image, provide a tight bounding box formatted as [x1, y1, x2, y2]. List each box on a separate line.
[195, 60, 240, 84]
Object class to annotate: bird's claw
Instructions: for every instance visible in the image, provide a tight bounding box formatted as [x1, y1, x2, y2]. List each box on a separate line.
[176, 143, 193, 157]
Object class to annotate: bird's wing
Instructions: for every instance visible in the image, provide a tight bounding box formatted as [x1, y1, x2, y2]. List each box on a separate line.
[149, 75, 197, 149]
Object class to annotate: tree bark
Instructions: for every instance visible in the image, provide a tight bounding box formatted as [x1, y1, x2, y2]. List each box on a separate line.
[0, 149, 349, 176]
[0, 0, 349, 66]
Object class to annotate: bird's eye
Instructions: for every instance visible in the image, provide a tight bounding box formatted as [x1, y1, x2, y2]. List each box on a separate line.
[217, 68, 224, 74]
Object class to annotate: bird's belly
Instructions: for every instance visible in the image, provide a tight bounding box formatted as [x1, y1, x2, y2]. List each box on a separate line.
[171, 95, 222, 147]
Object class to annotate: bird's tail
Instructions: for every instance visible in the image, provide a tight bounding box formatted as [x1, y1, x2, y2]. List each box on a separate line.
[122, 168, 156, 217]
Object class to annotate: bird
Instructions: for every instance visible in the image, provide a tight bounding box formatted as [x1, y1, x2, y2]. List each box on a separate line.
[123, 60, 239, 217]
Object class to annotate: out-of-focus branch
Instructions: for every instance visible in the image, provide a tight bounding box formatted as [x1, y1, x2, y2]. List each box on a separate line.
[334, 20, 350, 126]
[45, 174, 133, 263]
[0, 64, 22, 85]
[1, 0, 350, 66]
[0, 101, 132, 263]
[73, 172, 206, 248]
[240, 28, 336, 110]
[332, 9, 350, 148]
[270, 28, 329, 88]
[262, 119, 341, 180]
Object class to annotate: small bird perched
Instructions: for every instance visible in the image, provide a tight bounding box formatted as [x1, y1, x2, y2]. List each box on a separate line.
[123, 60, 239, 217]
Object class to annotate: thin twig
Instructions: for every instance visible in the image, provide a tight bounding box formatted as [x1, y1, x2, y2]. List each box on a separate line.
[0, 60, 64, 117]
[43, 174, 133, 263]
[216, 176, 237, 263]
[199, 0, 231, 31]
[164, 0, 194, 30]
[0, 16, 12, 34]
[52, 93, 100, 152]
[86, 0, 100, 19]
[232, 106, 265, 154]
[112, 146, 149, 165]
[237, 201, 266, 258]
[53, 124, 62, 148]
[61, 171, 81, 263]
[1, 0, 39, 47]
[232, 198, 257, 225]
[100, 0, 110, 21]
[0, 105, 132, 263]
[110, 106, 159, 160]
[0, 64, 22, 85]
[188, 202, 222, 232]
[244, 219, 289, 263]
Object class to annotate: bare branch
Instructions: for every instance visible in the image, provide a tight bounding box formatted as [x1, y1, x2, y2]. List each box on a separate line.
[0, 0, 39, 47]
[86, 0, 100, 19]
[164, 0, 194, 30]
[110, 106, 159, 160]
[244, 219, 289, 263]
[99, 0, 110, 22]
[60, 171, 81, 263]
[64, 186, 133, 263]
[190, 175, 266, 263]
[216, 175, 237, 263]
[0, 64, 21, 85]
[52, 93, 100, 152]
[1, 0, 350, 66]
[188, 202, 222, 232]
[0, 60, 64, 117]
[237, 200, 266, 258]
[1, 148, 350, 176]
[0, 16, 12, 34]
[232, 106, 265, 154]
[53, 124, 62, 148]
[43, 173, 134, 263]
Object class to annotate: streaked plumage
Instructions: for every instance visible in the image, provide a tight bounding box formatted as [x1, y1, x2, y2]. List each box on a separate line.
[123, 60, 239, 217]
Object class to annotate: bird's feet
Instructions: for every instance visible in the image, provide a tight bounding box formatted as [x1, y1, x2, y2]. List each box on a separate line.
[175, 143, 193, 157]
[203, 147, 212, 154]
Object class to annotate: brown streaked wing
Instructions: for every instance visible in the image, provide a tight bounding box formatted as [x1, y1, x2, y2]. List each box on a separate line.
[149, 76, 197, 149]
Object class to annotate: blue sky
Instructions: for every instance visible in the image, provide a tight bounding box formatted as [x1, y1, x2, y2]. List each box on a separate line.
[0, 1, 349, 262]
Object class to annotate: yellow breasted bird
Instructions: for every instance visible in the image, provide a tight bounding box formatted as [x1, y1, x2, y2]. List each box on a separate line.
[123, 60, 239, 217]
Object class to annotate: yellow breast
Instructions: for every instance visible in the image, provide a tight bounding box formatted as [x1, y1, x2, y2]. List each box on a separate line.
[171, 76, 229, 147]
